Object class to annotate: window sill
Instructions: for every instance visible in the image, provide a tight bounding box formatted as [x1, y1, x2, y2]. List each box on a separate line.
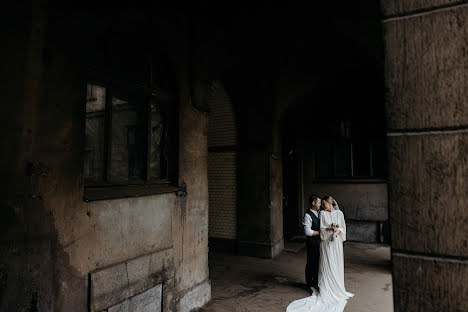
[84, 183, 181, 202]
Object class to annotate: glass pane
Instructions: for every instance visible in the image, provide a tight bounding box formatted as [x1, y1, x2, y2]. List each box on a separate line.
[353, 142, 371, 176]
[149, 97, 167, 179]
[371, 141, 387, 177]
[333, 142, 351, 177]
[110, 90, 147, 182]
[84, 83, 106, 183]
[315, 143, 332, 178]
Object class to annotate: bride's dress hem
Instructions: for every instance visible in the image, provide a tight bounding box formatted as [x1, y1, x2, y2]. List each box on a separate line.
[286, 292, 352, 312]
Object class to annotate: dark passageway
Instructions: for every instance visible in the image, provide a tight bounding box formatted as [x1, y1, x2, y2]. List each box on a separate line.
[1, 2, 467, 312]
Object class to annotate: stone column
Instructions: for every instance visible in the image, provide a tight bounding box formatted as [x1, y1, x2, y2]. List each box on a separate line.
[235, 79, 284, 259]
[237, 149, 284, 259]
[382, 1, 468, 311]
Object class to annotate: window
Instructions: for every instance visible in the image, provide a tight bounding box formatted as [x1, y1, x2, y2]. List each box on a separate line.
[84, 84, 107, 183]
[315, 143, 332, 177]
[314, 120, 387, 179]
[352, 141, 371, 176]
[80, 19, 179, 200]
[84, 82, 178, 201]
[333, 142, 352, 177]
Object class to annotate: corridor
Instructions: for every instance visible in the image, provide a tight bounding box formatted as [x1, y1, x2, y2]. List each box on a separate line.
[201, 242, 393, 312]
[3, 2, 467, 311]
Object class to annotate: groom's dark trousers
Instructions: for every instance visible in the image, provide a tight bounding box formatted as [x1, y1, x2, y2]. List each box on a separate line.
[305, 210, 320, 288]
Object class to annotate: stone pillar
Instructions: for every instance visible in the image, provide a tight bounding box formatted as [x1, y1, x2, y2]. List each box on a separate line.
[382, 1, 468, 311]
[167, 25, 212, 311]
[174, 91, 211, 311]
[237, 149, 284, 259]
[296, 138, 305, 234]
[235, 80, 284, 259]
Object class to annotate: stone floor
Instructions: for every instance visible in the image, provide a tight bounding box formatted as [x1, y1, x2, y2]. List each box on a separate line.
[200, 242, 393, 312]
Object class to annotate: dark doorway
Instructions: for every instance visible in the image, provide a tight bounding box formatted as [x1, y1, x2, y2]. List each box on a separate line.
[282, 118, 299, 240]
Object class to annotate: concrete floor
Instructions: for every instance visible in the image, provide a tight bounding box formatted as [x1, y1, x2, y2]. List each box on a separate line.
[200, 242, 393, 312]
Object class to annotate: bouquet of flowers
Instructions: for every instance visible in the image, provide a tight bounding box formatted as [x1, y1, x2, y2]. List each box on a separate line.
[329, 223, 340, 241]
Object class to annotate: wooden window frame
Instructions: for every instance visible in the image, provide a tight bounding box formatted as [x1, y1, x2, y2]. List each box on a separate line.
[83, 76, 180, 202]
[313, 138, 387, 183]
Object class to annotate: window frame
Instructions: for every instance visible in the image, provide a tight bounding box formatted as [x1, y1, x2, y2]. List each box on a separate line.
[313, 138, 387, 183]
[83, 77, 180, 202]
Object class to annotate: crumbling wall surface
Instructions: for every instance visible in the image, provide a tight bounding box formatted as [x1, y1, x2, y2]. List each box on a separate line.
[174, 98, 211, 311]
[0, 4, 210, 312]
[0, 3, 67, 311]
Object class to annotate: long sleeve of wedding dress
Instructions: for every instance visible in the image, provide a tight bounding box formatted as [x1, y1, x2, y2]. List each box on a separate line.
[320, 213, 333, 241]
[336, 211, 346, 243]
[320, 210, 346, 243]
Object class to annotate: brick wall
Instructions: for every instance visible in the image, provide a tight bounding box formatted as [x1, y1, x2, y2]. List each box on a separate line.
[207, 81, 237, 240]
[207, 81, 237, 148]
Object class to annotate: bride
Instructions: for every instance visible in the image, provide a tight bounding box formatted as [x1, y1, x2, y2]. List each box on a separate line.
[286, 196, 353, 312]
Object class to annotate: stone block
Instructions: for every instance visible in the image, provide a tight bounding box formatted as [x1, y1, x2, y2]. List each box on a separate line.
[381, 0, 464, 17]
[388, 133, 468, 257]
[177, 280, 211, 312]
[392, 253, 468, 311]
[346, 220, 378, 243]
[84, 194, 173, 271]
[149, 248, 174, 281]
[90, 248, 174, 311]
[91, 263, 129, 309]
[127, 255, 151, 286]
[384, 5, 468, 130]
[108, 284, 162, 312]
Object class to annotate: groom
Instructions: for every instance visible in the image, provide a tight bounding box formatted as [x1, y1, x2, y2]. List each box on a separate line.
[303, 195, 321, 293]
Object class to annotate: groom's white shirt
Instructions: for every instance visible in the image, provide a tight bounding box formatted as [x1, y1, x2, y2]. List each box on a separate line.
[311, 210, 319, 218]
[303, 209, 319, 236]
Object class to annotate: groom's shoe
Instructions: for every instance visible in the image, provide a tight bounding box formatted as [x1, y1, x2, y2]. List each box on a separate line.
[310, 286, 319, 295]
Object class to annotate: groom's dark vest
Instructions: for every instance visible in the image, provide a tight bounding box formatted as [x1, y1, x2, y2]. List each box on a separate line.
[306, 210, 321, 245]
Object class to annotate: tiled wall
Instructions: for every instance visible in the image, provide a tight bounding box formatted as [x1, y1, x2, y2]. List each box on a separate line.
[207, 81, 237, 239]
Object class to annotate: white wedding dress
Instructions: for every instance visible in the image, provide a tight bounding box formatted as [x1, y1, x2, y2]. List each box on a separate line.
[286, 209, 354, 312]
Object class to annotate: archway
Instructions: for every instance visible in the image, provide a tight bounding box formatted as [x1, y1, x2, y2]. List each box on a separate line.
[207, 80, 239, 253]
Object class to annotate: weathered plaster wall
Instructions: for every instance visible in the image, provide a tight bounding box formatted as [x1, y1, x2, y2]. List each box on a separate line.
[0, 3, 67, 310]
[174, 77, 211, 312]
[0, 4, 210, 311]
[269, 157, 284, 257]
